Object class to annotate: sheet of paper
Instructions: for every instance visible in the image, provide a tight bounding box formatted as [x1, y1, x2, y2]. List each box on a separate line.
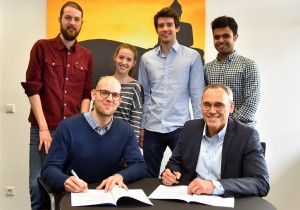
[149, 185, 234, 208]
[111, 187, 153, 205]
[190, 194, 234, 208]
[149, 185, 190, 200]
[71, 189, 115, 207]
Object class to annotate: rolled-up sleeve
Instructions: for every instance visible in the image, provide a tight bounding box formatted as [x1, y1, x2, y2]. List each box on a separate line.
[21, 41, 44, 96]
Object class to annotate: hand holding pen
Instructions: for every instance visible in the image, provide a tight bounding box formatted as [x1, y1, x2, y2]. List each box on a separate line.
[161, 168, 181, 186]
[63, 169, 88, 193]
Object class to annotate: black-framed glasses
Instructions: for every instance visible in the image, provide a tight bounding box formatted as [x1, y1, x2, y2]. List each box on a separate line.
[202, 102, 226, 111]
[95, 90, 121, 101]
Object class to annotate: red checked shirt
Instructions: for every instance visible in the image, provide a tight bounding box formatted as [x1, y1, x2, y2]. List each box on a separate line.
[21, 34, 93, 130]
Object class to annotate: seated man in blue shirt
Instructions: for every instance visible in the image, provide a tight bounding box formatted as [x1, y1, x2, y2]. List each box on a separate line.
[41, 76, 146, 193]
[161, 83, 269, 197]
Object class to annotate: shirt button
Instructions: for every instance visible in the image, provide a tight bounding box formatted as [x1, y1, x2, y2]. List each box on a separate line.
[66, 78, 68, 80]
[65, 90, 67, 93]
[64, 103, 66, 106]
[67, 64, 70, 67]
[52, 63, 55, 66]
[64, 116, 66, 119]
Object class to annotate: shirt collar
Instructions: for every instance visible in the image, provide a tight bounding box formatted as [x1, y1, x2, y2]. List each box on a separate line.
[84, 112, 113, 131]
[203, 121, 228, 141]
[155, 41, 179, 56]
[217, 50, 237, 62]
[55, 33, 77, 51]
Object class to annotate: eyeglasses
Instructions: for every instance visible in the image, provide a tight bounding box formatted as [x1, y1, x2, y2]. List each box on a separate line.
[202, 102, 226, 111]
[95, 90, 121, 101]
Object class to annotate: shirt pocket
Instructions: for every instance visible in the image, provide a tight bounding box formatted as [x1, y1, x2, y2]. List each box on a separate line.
[73, 62, 88, 83]
[44, 58, 63, 82]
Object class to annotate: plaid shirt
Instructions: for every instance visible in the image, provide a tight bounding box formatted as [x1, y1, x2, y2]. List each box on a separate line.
[204, 51, 260, 127]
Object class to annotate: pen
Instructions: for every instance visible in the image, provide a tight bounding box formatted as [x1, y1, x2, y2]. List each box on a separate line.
[169, 168, 180, 182]
[71, 169, 80, 180]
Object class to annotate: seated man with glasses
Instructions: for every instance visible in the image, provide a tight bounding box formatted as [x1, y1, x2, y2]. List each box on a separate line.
[41, 76, 146, 194]
[161, 83, 269, 197]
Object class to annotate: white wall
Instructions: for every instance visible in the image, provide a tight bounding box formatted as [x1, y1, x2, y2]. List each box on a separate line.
[0, 0, 46, 209]
[1, 0, 300, 209]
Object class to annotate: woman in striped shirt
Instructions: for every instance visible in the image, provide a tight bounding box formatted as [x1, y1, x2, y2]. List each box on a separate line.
[112, 43, 144, 140]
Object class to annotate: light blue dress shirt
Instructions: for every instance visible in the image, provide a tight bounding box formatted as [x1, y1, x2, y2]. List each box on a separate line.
[196, 124, 227, 195]
[138, 41, 204, 133]
[84, 112, 113, 135]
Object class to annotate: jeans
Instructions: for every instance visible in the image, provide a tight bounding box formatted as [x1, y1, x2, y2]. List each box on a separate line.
[29, 125, 55, 210]
[143, 128, 182, 178]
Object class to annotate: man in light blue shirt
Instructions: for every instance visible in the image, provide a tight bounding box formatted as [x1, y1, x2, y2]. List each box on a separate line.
[138, 7, 205, 178]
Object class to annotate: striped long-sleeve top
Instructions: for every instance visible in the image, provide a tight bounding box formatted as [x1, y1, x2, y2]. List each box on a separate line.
[114, 80, 144, 139]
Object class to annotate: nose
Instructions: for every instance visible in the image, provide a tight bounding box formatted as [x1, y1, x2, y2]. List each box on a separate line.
[218, 37, 225, 43]
[69, 17, 76, 25]
[106, 93, 112, 101]
[105, 93, 113, 101]
[208, 105, 217, 112]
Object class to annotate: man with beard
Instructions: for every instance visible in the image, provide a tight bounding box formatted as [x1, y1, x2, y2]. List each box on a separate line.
[41, 76, 146, 194]
[138, 7, 204, 178]
[161, 83, 269, 197]
[21, 2, 93, 209]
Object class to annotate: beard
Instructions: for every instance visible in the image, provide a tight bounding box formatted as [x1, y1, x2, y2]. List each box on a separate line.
[60, 25, 81, 41]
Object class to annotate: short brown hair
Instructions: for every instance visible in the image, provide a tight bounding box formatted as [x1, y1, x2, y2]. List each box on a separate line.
[154, 7, 180, 30]
[60, 1, 83, 18]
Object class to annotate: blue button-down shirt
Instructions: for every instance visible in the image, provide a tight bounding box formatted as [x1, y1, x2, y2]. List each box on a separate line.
[84, 112, 112, 135]
[196, 124, 227, 195]
[138, 42, 204, 133]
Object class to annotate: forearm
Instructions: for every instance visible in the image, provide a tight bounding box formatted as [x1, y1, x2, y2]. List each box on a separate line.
[190, 55, 205, 119]
[219, 176, 269, 197]
[28, 94, 48, 130]
[80, 98, 91, 112]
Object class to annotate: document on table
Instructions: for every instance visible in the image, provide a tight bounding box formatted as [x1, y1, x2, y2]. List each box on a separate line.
[149, 185, 234, 208]
[71, 186, 153, 206]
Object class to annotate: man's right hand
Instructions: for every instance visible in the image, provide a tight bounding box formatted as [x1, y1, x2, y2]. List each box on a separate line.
[161, 169, 181, 186]
[64, 176, 88, 193]
[39, 129, 52, 154]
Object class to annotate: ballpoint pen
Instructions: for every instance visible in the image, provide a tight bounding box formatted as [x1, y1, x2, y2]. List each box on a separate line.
[71, 169, 80, 180]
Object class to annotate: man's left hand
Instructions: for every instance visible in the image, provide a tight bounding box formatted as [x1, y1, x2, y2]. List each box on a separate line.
[187, 178, 215, 195]
[96, 174, 128, 192]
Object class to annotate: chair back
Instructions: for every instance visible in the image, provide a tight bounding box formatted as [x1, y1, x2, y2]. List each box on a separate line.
[260, 142, 266, 156]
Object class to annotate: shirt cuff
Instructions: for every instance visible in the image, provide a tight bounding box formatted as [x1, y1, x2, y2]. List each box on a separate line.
[212, 180, 225, 195]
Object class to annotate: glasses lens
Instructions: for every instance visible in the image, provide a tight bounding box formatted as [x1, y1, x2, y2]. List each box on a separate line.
[214, 103, 224, 110]
[112, 93, 120, 100]
[100, 90, 109, 98]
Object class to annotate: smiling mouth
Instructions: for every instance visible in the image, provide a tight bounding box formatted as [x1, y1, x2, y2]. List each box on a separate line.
[207, 115, 220, 120]
[119, 65, 127, 70]
[161, 33, 170, 38]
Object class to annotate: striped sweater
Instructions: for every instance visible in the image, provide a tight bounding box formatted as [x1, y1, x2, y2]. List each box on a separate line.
[114, 80, 144, 139]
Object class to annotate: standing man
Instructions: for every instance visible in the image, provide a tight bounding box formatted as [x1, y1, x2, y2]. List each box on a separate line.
[21, 2, 93, 209]
[138, 7, 205, 178]
[162, 83, 269, 197]
[204, 16, 260, 127]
